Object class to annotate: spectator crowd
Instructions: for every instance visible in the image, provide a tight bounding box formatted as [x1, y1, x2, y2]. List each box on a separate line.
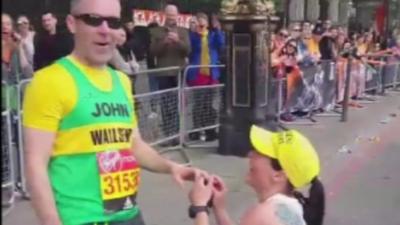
[2, 4, 400, 122]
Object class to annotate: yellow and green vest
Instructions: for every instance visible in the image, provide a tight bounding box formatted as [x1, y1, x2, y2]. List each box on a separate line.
[49, 58, 140, 225]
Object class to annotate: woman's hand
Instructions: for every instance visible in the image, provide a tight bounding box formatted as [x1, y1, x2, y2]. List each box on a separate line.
[211, 175, 228, 211]
[189, 174, 213, 206]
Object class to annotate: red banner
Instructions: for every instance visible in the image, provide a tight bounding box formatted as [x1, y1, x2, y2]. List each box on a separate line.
[374, 1, 387, 35]
[133, 9, 193, 28]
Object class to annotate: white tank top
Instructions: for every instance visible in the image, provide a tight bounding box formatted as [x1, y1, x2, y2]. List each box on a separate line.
[266, 193, 307, 225]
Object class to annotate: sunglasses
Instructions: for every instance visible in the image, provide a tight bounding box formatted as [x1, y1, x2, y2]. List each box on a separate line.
[73, 14, 122, 29]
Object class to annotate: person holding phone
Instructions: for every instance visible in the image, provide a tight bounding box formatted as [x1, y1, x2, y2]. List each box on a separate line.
[149, 4, 191, 145]
[2, 13, 33, 82]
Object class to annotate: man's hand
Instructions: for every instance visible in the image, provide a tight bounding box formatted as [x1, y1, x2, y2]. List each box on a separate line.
[189, 174, 213, 206]
[167, 31, 180, 43]
[12, 32, 22, 46]
[212, 20, 221, 30]
[171, 164, 208, 189]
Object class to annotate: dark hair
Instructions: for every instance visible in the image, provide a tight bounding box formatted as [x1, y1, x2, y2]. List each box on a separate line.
[293, 178, 325, 225]
[41, 11, 56, 18]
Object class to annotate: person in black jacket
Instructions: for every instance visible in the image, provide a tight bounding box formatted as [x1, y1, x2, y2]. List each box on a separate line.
[319, 26, 338, 61]
[33, 12, 73, 71]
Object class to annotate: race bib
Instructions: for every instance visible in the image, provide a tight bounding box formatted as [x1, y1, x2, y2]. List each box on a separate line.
[97, 149, 140, 214]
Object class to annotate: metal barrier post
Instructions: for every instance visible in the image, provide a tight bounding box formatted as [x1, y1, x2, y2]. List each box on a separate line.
[181, 64, 225, 149]
[341, 56, 352, 122]
[315, 61, 342, 117]
[16, 79, 32, 199]
[156, 69, 191, 166]
[390, 63, 400, 91]
[2, 80, 16, 216]
[356, 63, 379, 104]
[277, 65, 318, 125]
[131, 67, 191, 165]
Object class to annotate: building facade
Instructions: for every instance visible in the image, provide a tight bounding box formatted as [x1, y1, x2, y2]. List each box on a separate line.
[287, 0, 399, 32]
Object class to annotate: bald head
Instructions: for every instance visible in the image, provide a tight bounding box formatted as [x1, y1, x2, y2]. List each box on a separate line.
[164, 4, 178, 27]
[165, 4, 178, 14]
[70, 0, 121, 15]
[66, 0, 121, 67]
[70, 0, 83, 14]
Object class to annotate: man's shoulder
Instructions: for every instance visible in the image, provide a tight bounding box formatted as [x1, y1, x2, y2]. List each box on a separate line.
[34, 62, 69, 80]
[113, 69, 131, 84]
[111, 69, 132, 92]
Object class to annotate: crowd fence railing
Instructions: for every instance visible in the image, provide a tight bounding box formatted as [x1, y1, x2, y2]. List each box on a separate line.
[16, 78, 32, 199]
[181, 65, 225, 149]
[3, 58, 400, 217]
[130, 66, 191, 165]
[275, 60, 338, 125]
[2, 80, 16, 217]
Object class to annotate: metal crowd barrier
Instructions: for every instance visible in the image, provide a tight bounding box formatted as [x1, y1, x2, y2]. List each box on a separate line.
[16, 79, 32, 198]
[2, 80, 16, 217]
[276, 60, 339, 125]
[131, 66, 190, 165]
[353, 61, 382, 105]
[364, 62, 383, 93]
[312, 61, 342, 117]
[181, 65, 225, 148]
[382, 61, 400, 89]
[5, 60, 399, 218]
[382, 61, 400, 91]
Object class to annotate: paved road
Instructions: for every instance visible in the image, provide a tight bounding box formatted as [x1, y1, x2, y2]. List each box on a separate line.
[3, 93, 400, 225]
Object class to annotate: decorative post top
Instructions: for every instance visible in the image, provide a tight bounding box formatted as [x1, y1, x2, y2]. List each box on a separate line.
[220, 0, 275, 20]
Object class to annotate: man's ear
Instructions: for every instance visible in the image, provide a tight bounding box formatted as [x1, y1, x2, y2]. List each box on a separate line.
[66, 15, 76, 34]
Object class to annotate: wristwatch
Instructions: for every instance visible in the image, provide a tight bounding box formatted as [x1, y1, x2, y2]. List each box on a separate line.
[188, 205, 209, 219]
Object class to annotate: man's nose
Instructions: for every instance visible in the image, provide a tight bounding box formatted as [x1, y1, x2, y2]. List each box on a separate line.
[98, 20, 111, 33]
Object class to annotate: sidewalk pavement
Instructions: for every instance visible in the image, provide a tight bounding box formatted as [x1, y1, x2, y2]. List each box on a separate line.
[3, 93, 400, 225]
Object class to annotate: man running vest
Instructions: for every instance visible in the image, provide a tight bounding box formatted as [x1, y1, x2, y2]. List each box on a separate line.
[23, 55, 141, 225]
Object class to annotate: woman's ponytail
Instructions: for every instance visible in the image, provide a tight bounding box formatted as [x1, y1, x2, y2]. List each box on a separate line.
[293, 178, 325, 225]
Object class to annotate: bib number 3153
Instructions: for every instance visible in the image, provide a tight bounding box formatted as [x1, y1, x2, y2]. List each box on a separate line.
[97, 149, 140, 214]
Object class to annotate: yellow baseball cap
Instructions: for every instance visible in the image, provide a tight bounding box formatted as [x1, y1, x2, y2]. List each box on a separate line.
[249, 125, 320, 188]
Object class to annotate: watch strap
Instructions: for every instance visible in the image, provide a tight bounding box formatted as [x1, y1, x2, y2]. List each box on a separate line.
[188, 205, 209, 219]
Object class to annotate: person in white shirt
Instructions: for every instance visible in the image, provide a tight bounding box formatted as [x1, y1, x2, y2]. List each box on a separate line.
[16, 15, 35, 68]
[109, 28, 140, 75]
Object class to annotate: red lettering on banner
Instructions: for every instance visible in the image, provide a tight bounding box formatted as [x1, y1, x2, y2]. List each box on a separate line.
[133, 9, 192, 28]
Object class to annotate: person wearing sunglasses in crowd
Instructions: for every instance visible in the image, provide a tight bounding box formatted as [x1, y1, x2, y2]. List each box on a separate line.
[23, 1, 207, 225]
[188, 120, 325, 225]
[272, 29, 290, 56]
[16, 15, 35, 68]
[2, 13, 33, 83]
[273, 39, 302, 122]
